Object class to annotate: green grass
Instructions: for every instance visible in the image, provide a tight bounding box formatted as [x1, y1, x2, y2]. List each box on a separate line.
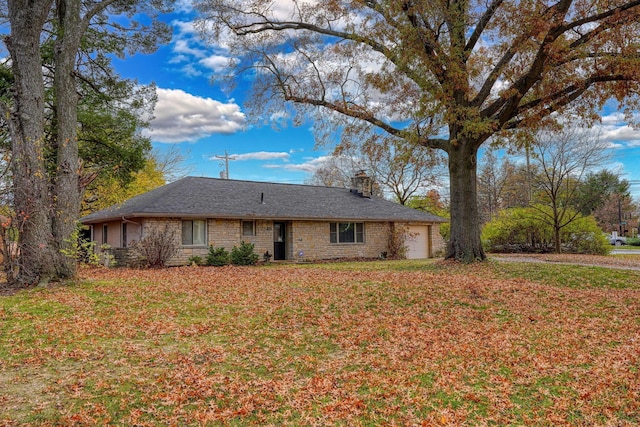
[490, 261, 640, 289]
[291, 258, 640, 289]
[1, 261, 639, 425]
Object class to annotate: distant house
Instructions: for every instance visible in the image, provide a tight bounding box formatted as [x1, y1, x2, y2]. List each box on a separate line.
[80, 174, 447, 266]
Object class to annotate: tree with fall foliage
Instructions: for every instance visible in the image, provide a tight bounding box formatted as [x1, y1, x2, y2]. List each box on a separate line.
[593, 192, 638, 236]
[82, 147, 190, 215]
[354, 137, 444, 205]
[575, 169, 637, 234]
[195, 0, 640, 262]
[305, 154, 364, 189]
[306, 138, 444, 204]
[477, 149, 525, 223]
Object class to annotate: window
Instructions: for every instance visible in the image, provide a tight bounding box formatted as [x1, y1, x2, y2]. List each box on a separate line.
[330, 222, 364, 243]
[242, 220, 255, 236]
[122, 223, 128, 248]
[102, 225, 108, 245]
[182, 220, 206, 246]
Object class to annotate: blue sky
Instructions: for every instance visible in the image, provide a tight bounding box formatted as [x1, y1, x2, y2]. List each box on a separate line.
[2, 2, 634, 197]
[111, 5, 330, 186]
[110, 3, 640, 199]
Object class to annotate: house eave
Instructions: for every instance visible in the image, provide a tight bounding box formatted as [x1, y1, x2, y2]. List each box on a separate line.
[81, 212, 446, 224]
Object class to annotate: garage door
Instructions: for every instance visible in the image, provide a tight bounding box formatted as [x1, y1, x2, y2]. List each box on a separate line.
[406, 225, 430, 259]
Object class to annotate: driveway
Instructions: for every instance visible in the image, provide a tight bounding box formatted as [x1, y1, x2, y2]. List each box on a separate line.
[611, 249, 640, 255]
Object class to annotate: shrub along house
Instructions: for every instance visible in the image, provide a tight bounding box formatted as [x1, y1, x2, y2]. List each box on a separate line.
[80, 174, 447, 266]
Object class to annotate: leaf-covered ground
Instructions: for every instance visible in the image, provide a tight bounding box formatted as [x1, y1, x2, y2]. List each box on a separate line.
[1, 260, 639, 426]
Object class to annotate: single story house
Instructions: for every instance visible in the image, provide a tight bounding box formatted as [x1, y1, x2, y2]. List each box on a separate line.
[80, 174, 447, 266]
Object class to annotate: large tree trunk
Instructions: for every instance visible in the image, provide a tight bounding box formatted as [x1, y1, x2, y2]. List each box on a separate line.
[446, 141, 486, 262]
[6, 0, 57, 286]
[51, 0, 82, 279]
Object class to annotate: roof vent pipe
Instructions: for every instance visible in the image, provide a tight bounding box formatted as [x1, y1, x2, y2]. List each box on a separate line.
[261, 192, 264, 204]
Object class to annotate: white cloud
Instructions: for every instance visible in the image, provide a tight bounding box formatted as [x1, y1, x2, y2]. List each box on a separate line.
[145, 88, 245, 143]
[168, 54, 189, 64]
[270, 111, 290, 121]
[627, 140, 640, 147]
[172, 20, 196, 36]
[199, 55, 231, 72]
[595, 113, 640, 148]
[607, 142, 624, 149]
[212, 151, 290, 161]
[603, 125, 640, 142]
[601, 111, 626, 124]
[173, 39, 206, 59]
[173, 0, 194, 13]
[179, 63, 204, 78]
[168, 19, 235, 77]
[264, 155, 333, 173]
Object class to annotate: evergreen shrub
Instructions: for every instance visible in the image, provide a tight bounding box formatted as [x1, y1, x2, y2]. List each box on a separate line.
[230, 241, 259, 265]
[206, 246, 230, 266]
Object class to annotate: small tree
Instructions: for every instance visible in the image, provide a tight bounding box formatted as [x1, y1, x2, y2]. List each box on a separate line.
[529, 127, 609, 253]
[477, 150, 530, 222]
[482, 207, 552, 253]
[230, 241, 259, 266]
[482, 206, 610, 255]
[206, 246, 230, 266]
[131, 224, 179, 268]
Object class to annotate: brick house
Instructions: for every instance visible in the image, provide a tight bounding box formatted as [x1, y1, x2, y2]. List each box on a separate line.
[80, 175, 447, 266]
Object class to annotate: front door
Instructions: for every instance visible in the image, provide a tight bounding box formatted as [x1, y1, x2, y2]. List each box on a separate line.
[273, 222, 286, 260]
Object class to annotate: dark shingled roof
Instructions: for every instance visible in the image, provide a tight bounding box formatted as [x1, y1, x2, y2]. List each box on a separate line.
[81, 176, 447, 224]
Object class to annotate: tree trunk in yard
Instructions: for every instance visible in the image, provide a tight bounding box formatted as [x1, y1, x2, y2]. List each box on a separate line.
[554, 219, 562, 253]
[6, 0, 57, 286]
[52, 0, 82, 279]
[446, 141, 486, 262]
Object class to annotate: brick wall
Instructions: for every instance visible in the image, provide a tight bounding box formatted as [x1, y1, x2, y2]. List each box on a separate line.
[143, 218, 394, 264]
[140, 219, 182, 266]
[208, 219, 274, 260]
[143, 218, 276, 266]
[430, 223, 447, 256]
[290, 221, 390, 261]
[94, 217, 445, 266]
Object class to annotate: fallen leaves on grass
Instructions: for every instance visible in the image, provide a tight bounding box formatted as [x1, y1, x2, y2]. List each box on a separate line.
[0, 263, 638, 426]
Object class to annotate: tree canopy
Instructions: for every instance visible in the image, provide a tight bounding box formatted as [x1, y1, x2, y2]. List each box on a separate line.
[306, 139, 444, 204]
[195, 0, 640, 262]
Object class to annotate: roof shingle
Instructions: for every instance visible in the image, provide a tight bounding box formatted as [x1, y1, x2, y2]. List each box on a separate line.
[81, 177, 447, 224]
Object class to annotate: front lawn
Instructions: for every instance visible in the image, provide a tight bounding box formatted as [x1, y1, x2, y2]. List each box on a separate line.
[1, 261, 639, 425]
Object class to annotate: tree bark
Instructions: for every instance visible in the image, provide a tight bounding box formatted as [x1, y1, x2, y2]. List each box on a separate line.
[446, 141, 486, 262]
[553, 206, 563, 253]
[52, 0, 82, 278]
[6, 0, 57, 286]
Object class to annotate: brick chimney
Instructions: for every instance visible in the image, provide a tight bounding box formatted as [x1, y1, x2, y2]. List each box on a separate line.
[351, 170, 372, 198]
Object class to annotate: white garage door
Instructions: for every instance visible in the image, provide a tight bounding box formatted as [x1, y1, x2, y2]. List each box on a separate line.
[406, 225, 430, 259]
